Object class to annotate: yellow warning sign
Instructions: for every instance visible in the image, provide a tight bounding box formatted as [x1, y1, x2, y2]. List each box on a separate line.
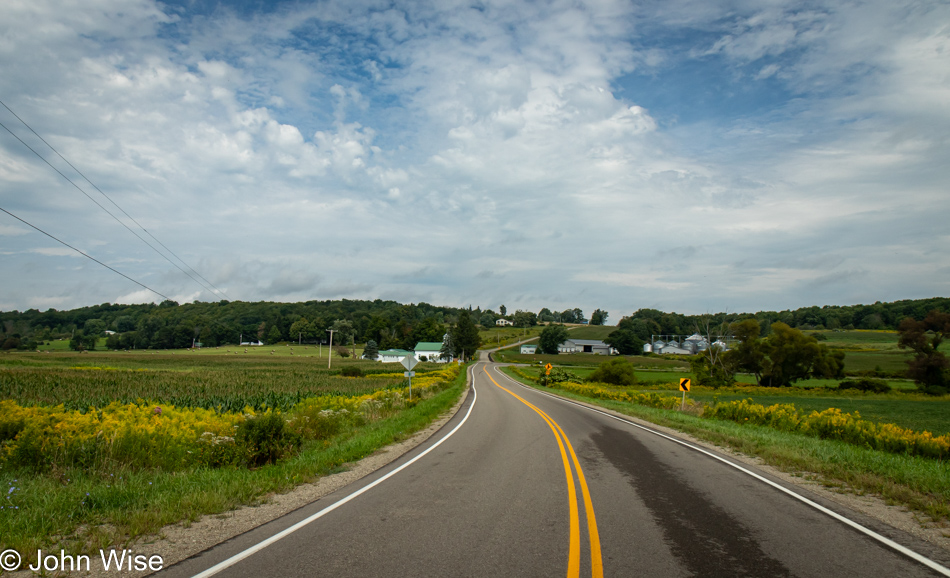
[679, 378, 691, 392]
[545, 363, 553, 375]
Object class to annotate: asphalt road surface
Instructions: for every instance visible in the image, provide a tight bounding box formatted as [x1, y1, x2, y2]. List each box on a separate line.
[159, 358, 950, 577]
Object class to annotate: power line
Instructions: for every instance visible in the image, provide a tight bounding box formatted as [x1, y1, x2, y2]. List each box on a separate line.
[0, 100, 230, 300]
[0, 206, 171, 301]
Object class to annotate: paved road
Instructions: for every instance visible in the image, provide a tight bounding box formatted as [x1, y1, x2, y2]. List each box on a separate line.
[160, 358, 950, 577]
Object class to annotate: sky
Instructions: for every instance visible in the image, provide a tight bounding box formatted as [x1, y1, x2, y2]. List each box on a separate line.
[1, 0, 949, 319]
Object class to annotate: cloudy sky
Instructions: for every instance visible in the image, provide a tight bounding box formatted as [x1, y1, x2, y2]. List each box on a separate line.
[1, 0, 948, 319]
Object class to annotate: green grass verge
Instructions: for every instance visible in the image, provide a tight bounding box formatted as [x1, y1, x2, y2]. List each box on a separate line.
[0, 363, 471, 555]
[500, 366, 950, 524]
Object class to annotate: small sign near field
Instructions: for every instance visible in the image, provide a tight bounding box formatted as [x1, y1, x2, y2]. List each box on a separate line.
[401, 354, 419, 371]
[404, 371, 415, 377]
[545, 363, 553, 375]
[679, 378, 691, 392]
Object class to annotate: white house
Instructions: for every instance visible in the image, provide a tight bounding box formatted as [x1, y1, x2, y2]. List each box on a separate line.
[378, 349, 413, 363]
[496, 318, 513, 327]
[414, 341, 449, 363]
[520, 344, 538, 354]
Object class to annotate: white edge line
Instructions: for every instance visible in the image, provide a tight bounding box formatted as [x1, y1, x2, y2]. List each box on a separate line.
[190, 365, 479, 578]
[491, 365, 950, 577]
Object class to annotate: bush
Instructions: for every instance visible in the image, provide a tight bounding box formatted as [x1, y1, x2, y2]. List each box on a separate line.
[340, 365, 364, 377]
[538, 367, 580, 386]
[236, 412, 301, 467]
[586, 358, 638, 386]
[837, 378, 891, 393]
[923, 385, 948, 396]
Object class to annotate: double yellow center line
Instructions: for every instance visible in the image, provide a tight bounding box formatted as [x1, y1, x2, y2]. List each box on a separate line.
[484, 368, 603, 578]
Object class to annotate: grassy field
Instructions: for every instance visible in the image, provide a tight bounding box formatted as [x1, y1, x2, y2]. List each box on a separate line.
[0, 351, 450, 411]
[561, 324, 616, 340]
[495, 328, 931, 380]
[478, 325, 544, 349]
[0, 349, 470, 555]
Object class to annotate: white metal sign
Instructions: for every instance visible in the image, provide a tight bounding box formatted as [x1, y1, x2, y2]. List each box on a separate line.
[401, 354, 419, 371]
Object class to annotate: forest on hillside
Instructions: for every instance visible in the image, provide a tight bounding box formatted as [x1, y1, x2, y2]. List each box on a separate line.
[1, 296, 947, 352]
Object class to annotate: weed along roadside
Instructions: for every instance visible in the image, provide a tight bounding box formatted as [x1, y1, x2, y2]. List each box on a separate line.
[0, 356, 471, 561]
[501, 365, 950, 527]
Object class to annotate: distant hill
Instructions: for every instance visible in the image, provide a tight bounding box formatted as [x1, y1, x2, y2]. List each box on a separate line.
[564, 325, 616, 340]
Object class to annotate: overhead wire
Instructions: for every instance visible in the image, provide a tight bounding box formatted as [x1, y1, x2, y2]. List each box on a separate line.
[0, 206, 170, 301]
[0, 103, 229, 300]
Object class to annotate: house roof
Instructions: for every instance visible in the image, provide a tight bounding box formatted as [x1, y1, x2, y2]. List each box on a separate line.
[414, 342, 443, 352]
[565, 339, 609, 347]
[379, 349, 412, 356]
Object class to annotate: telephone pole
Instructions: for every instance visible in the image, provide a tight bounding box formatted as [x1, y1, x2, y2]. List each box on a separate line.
[327, 329, 335, 369]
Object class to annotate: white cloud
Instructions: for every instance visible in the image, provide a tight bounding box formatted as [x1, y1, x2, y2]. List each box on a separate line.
[0, 0, 947, 315]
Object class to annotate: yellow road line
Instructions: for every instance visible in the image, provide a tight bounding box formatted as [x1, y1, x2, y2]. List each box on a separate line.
[484, 368, 602, 578]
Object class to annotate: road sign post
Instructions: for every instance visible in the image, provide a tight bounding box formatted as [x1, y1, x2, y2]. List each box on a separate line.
[401, 354, 419, 400]
[679, 378, 691, 410]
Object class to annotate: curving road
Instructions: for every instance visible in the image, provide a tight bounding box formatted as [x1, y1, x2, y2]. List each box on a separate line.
[159, 357, 950, 577]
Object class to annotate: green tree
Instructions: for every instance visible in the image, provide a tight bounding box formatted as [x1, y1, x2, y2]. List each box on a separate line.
[538, 324, 569, 354]
[586, 357, 637, 385]
[499, 305, 507, 316]
[724, 320, 842, 387]
[439, 334, 454, 361]
[289, 318, 315, 343]
[404, 316, 445, 349]
[538, 308, 555, 323]
[512, 310, 537, 327]
[331, 319, 355, 347]
[450, 310, 481, 361]
[605, 316, 650, 354]
[363, 339, 379, 360]
[266, 325, 282, 344]
[572, 308, 585, 323]
[84, 318, 106, 337]
[725, 319, 766, 383]
[898, 310, 950, 392]
[479, 312, 495, 328]
[590, 309, 608, 326]
[604, 327, 643, 355]
[690, 351, 735, 389]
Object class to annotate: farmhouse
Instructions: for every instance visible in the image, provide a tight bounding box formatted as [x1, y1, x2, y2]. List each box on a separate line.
[496, 318, 513, 327]
[557, 339, 616, 355]
[377, 349, 413, 363]
[414, 341, 449, 363]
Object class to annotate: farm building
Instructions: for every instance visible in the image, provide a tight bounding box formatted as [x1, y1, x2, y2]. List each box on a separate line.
[520, 344, 537, 354]
[648, 334, 730, 355]
[496, 318, 513, 326]
[557, 339, 616, 355]
[378, 349, 413, 363]
[414, 341, 449, 363]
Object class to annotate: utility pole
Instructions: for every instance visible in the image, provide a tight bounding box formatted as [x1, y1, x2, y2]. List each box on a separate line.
[327, 329, 335, 369]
